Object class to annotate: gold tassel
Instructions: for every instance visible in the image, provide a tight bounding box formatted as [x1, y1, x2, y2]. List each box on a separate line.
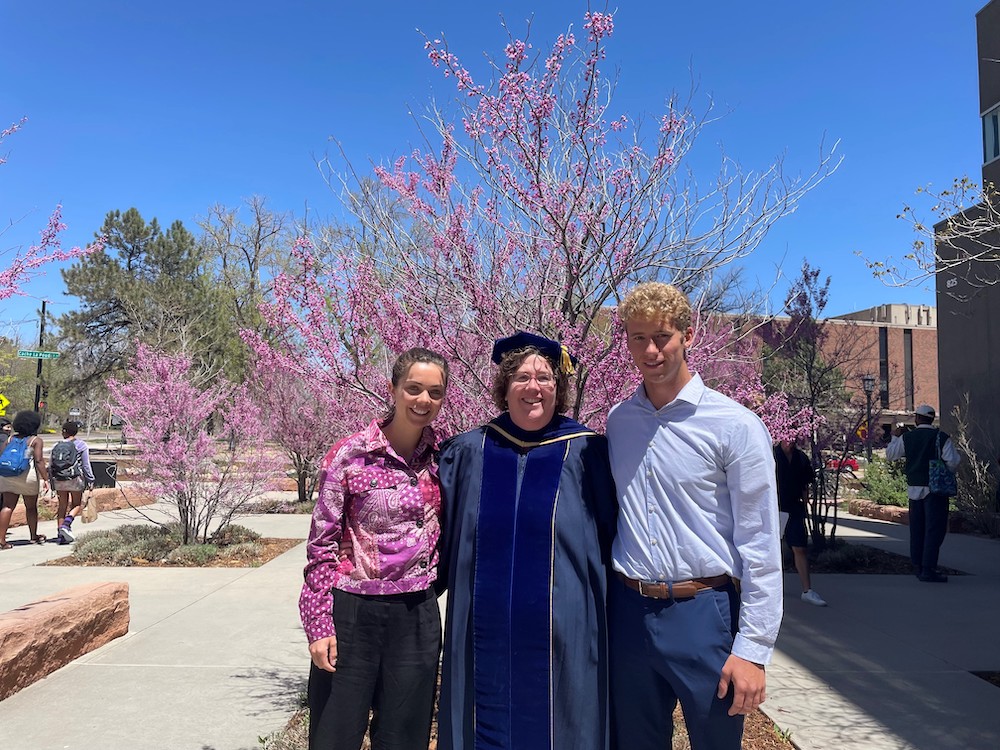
[560, 345, 576, 375]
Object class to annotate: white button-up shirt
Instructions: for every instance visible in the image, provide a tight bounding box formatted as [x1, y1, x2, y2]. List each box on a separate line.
[607, 374, 783, 665]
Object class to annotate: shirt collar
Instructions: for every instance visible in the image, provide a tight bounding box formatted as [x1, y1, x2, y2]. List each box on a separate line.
[361, 418, 440, 463]
[632, 372, 706, 411]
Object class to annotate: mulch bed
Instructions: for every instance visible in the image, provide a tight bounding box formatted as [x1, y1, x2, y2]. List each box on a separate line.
[261, 705, 792, 750]
[42, 538, 302, 568]
[805, 541, 964, 576]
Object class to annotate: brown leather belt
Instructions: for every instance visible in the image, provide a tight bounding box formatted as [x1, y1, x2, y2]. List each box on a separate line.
[618, 572, 734, 600]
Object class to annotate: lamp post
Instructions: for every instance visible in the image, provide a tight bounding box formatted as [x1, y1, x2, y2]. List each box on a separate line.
[861, 374, 875, 463]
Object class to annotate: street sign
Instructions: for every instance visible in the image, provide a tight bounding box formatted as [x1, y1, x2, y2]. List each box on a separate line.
[17, 349, 60, 359]
[0, 393, 8, 416]
[69, 408, 81, 417]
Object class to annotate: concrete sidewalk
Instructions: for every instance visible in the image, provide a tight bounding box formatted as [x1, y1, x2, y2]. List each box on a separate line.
[0, 505, 311, 750]
[765, 511, 1000, 750]
[1, 505, 999, 749]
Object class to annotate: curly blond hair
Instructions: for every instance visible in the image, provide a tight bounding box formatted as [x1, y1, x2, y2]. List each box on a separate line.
[618, 282, 692, 331]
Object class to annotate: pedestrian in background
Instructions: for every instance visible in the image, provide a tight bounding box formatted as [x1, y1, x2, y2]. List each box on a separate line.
[886, 405, 960, 583]
[0, 410, 50, 548]
[774, 439, 826, 606]
[50, 420, 96, 543]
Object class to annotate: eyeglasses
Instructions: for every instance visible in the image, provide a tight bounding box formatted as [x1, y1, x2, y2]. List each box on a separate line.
[511, 373, 556, 389]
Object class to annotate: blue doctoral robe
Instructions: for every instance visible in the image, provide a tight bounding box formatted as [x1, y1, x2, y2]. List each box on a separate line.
[437, 413, 617, 750]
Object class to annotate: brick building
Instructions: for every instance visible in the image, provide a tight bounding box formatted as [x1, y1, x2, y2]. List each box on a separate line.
[830, 304, 939, 430]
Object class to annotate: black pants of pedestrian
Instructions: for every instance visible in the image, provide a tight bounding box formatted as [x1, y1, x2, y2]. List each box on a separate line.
[909, 493, 949, 575]
[307, 588, 441, 750]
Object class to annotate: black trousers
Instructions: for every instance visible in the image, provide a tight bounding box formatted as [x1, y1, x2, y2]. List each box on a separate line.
[308, 588, 441, 750]
[909, 493, 949, 575]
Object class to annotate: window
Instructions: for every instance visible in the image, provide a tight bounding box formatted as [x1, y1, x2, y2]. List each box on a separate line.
[985, 104, 1000, 165]
[879, 327, 890, 409]
[903, 329, 914, 413]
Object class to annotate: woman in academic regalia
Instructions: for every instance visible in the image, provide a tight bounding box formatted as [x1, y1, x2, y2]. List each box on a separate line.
[437, 332, 617, 750]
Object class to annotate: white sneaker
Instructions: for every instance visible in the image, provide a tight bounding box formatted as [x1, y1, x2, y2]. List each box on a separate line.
[58, 525, 75, 543]
[801, 589, 827, 606]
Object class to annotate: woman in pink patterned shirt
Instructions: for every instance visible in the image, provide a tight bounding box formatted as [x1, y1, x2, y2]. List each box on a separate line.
[299, 347, 449, 750]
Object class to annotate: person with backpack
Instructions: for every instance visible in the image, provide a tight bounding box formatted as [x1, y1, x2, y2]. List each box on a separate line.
[50, 420, 95, 544]
[886, 405, 961, 583]
[0, 410, 50, 549]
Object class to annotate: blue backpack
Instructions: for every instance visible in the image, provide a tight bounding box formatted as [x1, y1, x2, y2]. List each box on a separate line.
[0, 436, 32, 477]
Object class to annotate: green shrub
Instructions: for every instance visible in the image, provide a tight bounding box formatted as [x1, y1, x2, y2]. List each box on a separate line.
[218, 541, 264, 561]
[863, 455, 908, 507]
[69, 525, 178, 565]
[115, 523, 172, 544]
[73, 533, 122, 563]
[210, 523, 261, 546]
[166, 544, 220, 565]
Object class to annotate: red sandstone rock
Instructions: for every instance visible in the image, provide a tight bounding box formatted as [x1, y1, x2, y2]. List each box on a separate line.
[849, 499, 911, 525]
[0, 581, 130, 700]
[8, 487, 155, 529]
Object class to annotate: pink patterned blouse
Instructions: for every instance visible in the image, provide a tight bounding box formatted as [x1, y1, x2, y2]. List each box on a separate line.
[298, 419, 442, 643]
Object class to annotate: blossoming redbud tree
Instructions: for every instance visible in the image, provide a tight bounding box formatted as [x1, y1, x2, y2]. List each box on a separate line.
[248, 359, 343, 504]
[1, 119, 104, 300]
[255, 11, 831, 439]
[108, 343, 280, 544]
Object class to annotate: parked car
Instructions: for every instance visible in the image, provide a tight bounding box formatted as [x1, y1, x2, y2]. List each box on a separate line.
[825, 456, 859, 472]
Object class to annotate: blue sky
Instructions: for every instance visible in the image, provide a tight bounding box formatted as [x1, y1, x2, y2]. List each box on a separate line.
[0, 1, 989, 342]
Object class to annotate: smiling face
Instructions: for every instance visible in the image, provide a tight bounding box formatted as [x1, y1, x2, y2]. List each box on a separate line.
[505, 354, 557, 431]
[625, 316, 694, 407]
[390, 361, 447, 431]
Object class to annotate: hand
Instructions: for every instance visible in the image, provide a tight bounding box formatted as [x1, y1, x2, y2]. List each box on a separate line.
[892, 426, 904, 438]
[717, 654, 766, 716]
[309, 636, 338, 672]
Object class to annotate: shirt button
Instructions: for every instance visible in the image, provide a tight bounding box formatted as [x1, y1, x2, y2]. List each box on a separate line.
[369, 478, 378, 488]
[646, 470, 653, 478]
[651, 538, 658, 546]
[647, 505, 655, 513]
[410, 477, 418, 486]
[419, 560, 428, 569]
[416, 518, 424, 528]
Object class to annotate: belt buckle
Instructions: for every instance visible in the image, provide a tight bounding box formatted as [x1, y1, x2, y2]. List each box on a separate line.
[636, 580, 646, 597]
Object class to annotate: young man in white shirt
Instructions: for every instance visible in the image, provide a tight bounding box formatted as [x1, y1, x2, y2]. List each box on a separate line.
[606, 282, 783, 749]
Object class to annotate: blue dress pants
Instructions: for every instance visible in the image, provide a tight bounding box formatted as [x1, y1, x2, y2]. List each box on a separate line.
[608, 574, 744, 750]
[909, 493, 949, 575]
